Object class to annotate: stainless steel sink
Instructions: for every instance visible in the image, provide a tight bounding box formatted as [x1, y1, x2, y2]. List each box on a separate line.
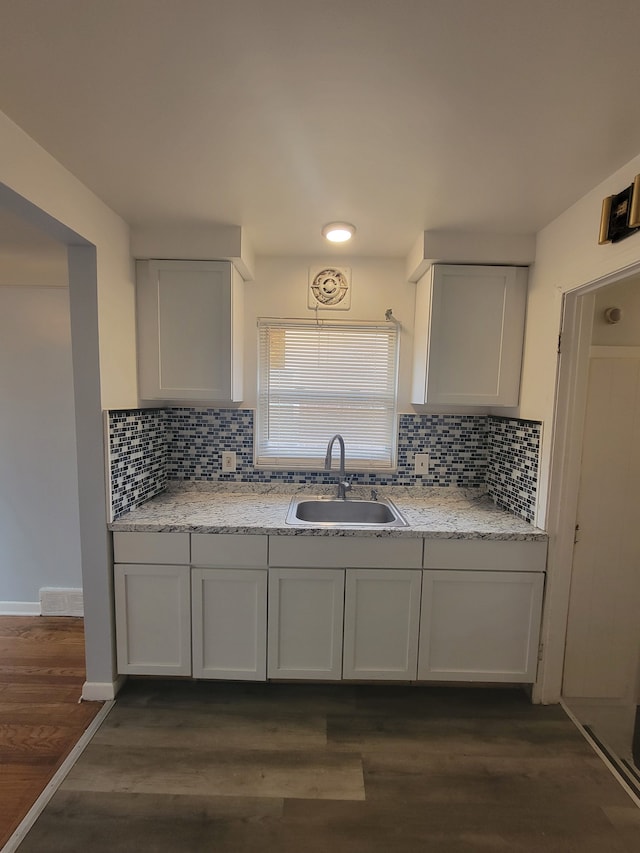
[286, 496, 408, 527]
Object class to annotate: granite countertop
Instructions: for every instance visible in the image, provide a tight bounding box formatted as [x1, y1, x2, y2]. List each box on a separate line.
[109, 484, 546, 540]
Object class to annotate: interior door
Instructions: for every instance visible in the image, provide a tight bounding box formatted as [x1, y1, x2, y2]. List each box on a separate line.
[563, 355, 640, 700]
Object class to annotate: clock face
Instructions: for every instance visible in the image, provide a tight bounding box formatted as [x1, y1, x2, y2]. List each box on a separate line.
[311, 268, 349, 305]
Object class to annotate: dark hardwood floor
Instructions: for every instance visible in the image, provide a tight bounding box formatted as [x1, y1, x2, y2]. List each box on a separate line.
[15, 678, 640, 852]
[0, 616, 103, 849]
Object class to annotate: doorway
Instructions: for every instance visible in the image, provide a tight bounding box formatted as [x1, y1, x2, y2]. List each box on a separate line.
[559, 273, 640, 769]
[0, 182, 116, 695]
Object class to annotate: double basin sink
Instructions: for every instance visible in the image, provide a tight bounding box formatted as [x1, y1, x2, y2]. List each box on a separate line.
[286, 495, 408, 528]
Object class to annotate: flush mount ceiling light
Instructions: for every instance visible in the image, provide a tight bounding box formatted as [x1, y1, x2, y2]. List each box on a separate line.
[322, 222, 356, 243]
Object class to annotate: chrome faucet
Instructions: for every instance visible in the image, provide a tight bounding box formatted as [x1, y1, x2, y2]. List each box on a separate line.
[324, 434, 352, 500]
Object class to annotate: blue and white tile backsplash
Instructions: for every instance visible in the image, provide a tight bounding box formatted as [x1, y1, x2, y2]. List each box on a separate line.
[166, 410, 488, 487]
[108, 409, 167, 518]
[486, 416, 541, 523]
[108, 408, 541, 523]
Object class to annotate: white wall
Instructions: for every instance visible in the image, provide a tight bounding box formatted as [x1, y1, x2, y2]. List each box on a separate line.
[520, 151, 640, 704]
[0, 285, 82, 605]
[243, 256, 417, 410]
[521, 150, 640, 523]
[592, 273, 640, 346]
[0, 109, 136, 692]
[0, 111, 137, 408]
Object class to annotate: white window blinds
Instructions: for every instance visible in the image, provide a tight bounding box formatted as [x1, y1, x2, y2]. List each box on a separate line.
[256, 319, 399, 469]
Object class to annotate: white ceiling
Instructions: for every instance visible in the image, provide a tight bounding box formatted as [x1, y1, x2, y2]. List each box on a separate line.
[2, 0, 640, 258]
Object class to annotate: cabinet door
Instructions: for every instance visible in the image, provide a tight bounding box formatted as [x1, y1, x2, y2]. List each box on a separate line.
[412, 264, 527, 406]
[343, 569, 422, 680]
[192, 568, 267, 680]
[137, 259, 243, 401]
[114, 563, 191, 675]
[418, 570, 544, 683]
[268, 568, 344, 679]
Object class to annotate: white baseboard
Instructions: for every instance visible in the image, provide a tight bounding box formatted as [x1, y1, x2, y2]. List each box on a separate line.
[0, 601, 40, 615]
[40, 587, 83, 617]
[82, 675, 126, 701]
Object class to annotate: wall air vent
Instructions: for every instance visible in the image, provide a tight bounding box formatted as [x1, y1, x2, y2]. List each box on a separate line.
[308, 266, 351, 310]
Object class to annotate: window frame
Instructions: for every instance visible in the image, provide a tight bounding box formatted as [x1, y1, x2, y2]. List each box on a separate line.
[255, 318, 400, 471]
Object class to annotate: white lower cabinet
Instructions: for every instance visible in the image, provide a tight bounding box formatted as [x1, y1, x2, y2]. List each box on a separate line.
[267, 568, 345, 679]
[343, 569, 422, 680]
[114, 563, 192, 676]
[112, 531, 546, 686]
[191, 568, 267, 680]
[418, 570, 545, 682]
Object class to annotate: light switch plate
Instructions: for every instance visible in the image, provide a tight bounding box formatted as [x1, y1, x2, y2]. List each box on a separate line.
[414, 452, 430, 475]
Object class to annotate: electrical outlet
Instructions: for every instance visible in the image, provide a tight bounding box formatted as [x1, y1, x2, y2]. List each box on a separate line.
[414, 452, 430, 475]
[221, 451, 237, 472]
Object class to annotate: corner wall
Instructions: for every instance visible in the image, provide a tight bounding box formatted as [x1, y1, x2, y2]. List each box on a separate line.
[520, 150, 640, 524]
[0, 110, 136, 693]
[520, 148, 640, 704]
[0, 110, 137, 409]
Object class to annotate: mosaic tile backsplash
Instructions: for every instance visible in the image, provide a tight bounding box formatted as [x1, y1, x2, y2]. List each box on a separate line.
[108, 408, 541, 523]
[486, 416, 541, 523]
[108, 409, 167, 518]
[166, 410, 488, 488]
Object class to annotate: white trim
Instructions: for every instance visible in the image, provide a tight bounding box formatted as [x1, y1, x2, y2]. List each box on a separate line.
[539, 257, 640, 706]
[1, 700, 115, 853]
[81, 675, 126, 701]
[103, 409, 113, 524]
[533, 292, 595, 704]
[0, 601, 40, 615]
[590, 346, 640, 359]
[561, 700, 640, 809]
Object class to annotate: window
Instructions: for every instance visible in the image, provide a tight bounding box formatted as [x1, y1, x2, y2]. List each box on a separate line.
[256, 319, 399, 469]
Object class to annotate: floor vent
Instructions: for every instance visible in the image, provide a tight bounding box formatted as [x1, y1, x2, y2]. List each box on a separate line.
[39, 588, 83, 617]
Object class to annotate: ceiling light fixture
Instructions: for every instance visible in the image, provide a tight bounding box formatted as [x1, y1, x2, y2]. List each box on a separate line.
[322, 222, 356, 243]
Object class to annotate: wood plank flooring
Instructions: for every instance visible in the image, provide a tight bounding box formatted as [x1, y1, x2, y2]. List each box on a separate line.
[15, 679, 640, 852]
[0, 616, 103, 850]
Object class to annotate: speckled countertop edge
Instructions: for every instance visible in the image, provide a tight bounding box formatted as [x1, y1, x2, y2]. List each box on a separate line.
[108, 484, 547, 540]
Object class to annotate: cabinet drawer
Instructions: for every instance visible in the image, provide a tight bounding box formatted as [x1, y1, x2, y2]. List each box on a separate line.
[423, 538, 547, 572]
[191, 533, 268, 567]
[268, 536, 423, 568]
[113, 531, 190, 565]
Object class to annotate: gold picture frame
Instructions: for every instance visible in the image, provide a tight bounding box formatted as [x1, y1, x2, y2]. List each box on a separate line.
[599, 174, 640, 244]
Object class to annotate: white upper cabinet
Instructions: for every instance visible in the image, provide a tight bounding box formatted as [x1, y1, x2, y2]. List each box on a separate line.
[411, 264, 527, 407]
[136, 259, 243, 402]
